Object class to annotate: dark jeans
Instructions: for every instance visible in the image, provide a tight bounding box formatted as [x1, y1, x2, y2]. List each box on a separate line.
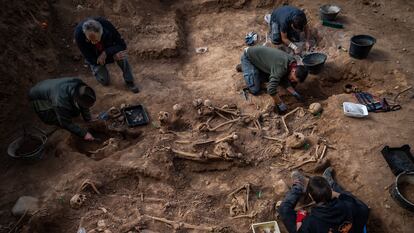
[270, 21, 301, 45]
[278, 181, 347, 233]
[35, 109, 58, 126]
[240, 49, 268, 95]
[90, 58, 134, 86]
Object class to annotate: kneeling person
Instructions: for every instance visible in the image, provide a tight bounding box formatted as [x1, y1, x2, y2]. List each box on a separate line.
[75, 17, 139, 93]
[268, 5, 311, 53]
[240, 46, 308, 113]
[278, 168, 369, 233]
[29, 77, 96, 141]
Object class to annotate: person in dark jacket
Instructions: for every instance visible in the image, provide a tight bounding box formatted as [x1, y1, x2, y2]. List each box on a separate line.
[240, 46, 308, 113]
[29, 78, 97, 141]
[74, 17, 139, 93]
[278, 168, 369, 233]
[265, 5, 311, 54]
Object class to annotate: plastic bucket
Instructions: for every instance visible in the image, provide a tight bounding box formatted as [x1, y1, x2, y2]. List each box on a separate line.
[349, 35, 376, 59]
[302, 53, 327, 74]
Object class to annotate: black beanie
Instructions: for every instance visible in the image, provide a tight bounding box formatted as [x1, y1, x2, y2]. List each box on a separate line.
[75, 85, 96, 108]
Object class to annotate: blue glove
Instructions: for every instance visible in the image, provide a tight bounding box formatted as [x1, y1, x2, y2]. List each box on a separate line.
[277, 103, 288, 113]
[293, 92, 304, 102]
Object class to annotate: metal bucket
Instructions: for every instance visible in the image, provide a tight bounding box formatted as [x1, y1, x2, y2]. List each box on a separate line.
[320, 4, 341, 21]
[390, 171, 414, 212]
[8, 127, 48, 161]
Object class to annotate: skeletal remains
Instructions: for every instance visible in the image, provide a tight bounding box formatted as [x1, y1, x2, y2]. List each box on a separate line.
[70, 179, 101, 209]
[145, 214, 215, 232]
[228, 183, 251, 217]
[70, 194, 87, 209]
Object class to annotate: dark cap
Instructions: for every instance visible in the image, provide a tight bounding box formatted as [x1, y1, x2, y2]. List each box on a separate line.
[75, 85, 96, 108]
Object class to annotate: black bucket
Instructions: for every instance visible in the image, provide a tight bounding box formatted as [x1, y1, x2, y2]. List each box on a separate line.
[349, 35, 376, 59]
[390, 171, 414, 212]
[302, 53, 327, 75]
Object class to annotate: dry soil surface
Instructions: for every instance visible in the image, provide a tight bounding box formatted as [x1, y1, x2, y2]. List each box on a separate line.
[0, 0, 414, 233]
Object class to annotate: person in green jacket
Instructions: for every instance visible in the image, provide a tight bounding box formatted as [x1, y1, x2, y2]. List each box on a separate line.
[240, 46, 308, 113]
[29, 77, 97, 141]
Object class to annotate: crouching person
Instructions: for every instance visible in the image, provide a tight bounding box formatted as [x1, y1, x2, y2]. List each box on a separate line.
[75, 17, 139, 93]
[240, 46, 308, 113]
[278, 168, 369, 233]
[29, 77, 96, 141]
[266, 5, 312, 54]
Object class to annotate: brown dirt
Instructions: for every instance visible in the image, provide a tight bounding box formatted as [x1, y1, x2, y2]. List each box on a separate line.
[399, 182, 414, 204]
[1, 0, 414, 233]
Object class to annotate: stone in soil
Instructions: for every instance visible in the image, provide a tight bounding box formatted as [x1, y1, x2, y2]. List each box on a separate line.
[12, 196, 40, 216]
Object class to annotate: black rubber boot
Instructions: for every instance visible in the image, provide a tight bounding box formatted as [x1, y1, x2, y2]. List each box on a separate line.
[323, 167, 335, 187]
[291, 170, 306, 191]
[126, 82, 139, 93]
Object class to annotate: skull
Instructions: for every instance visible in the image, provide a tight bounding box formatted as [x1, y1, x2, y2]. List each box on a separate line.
[192, 98, 203, 108]
[158, 111, 170, 125]
[70, 194, 87, 209]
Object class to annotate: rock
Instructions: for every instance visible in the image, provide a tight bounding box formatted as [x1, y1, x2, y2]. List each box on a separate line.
[309, 102, 323, 115]
[286, 132, 306, 149]
[273, 179, 289, 196]
[97, 220, 106, 228]
[103, 230, 112, 233]
[12, 196, 40, 216]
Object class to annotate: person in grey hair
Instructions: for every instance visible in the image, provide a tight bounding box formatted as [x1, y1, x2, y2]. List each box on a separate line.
[74, 17, 139, 93]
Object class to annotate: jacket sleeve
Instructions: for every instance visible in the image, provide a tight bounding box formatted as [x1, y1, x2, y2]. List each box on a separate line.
[103, 19, 127, 56]
[75, 26, 98, 65]
[297, 218, 312, 233]
[80, 107, 92, 122]
[55, 107, 87, 138]
[267, 66, 286, 96]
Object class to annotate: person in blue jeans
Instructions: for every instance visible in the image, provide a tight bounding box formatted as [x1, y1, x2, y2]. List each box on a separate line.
[75, 17, 139, 93]
[278, 168, 369, 233]
[240, 46, 308, 113]
[266, 5, 311, 54]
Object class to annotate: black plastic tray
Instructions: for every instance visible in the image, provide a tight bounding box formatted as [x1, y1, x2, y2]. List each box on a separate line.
[381, 145, 414, 176]
[122, 105, 150, 127]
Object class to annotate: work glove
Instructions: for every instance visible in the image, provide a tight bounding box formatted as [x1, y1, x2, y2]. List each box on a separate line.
[292, 91, 304, 102]
[276, 103, 288, 114]
[288, 42, 301, 55]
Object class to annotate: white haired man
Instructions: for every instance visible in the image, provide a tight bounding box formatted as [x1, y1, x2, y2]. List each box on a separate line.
[75, 17, 139, 93]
